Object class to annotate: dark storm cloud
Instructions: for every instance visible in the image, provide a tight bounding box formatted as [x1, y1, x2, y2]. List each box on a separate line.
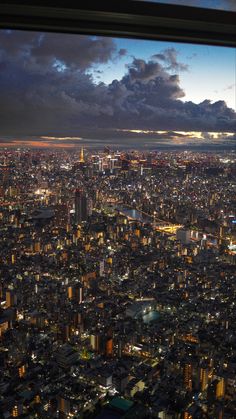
[0, 30, 235, 139]
[126, 58, 166, 81]
[0, 30, 117, 71]
[152, 48, 189, 72]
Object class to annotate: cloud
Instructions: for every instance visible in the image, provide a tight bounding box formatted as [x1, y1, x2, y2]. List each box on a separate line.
[1, 131, 235, 150]
[118, 48, 127, 56]
[0, 30, 235, 141]
[0, 30, 118, 72]
[126, 58, 166, 81]
[152, 48, 189, 72]
[187, 53, 197, 60]
[224, 83, 235, 91]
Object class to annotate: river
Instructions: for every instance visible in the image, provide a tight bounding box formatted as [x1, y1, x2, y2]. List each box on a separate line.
[142, 310, 160, 324]
[116, 205, 152, 223]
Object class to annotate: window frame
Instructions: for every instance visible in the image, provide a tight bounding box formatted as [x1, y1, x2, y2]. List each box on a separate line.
[0, 0, 235, 48]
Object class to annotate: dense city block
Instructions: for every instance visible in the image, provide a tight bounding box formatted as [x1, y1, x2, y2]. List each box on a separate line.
[0, 148, 235, 419]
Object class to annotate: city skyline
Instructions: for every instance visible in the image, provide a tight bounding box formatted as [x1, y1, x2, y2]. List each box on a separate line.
[0, 147, 235, 418]
[0, 30, 235, 149]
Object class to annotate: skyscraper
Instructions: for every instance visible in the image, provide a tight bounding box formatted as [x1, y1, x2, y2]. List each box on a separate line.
[183, 363, 192, 391]
[75, 189, 88, 224]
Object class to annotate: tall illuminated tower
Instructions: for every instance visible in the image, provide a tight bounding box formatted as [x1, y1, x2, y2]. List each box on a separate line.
[79, 147, 85, 163]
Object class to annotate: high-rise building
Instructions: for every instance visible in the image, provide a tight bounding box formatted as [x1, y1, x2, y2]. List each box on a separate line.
[0, 163, 10, 188]
[106, 338, 113, 357]
[67, 285, 83, 303]
[58, 396, 71, 416]
[6, 290, 17, 308]
[90, 334, 113, 357]
[216, 378, 225, 399]
[18, 365, 26, 378]
[183, 363, 192, 391]
[74, 189, 88, 224]
[200, 367, 208, 391]
[12, 406, 19, 418]
[177, 229, 191, 244]
[90, 334, 101, 352]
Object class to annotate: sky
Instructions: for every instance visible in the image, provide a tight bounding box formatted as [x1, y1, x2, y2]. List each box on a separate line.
[144, 0, 236, 11]
[0, 29, 235, 149]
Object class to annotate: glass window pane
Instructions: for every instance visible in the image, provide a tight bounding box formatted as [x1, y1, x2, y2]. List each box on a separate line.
[0, 28, 236, 419]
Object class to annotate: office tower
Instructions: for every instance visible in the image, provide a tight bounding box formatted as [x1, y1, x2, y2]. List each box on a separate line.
[90, 334, 101, 352]
[177, 229, 191, 244]
[67, 285, 83, 303]
[199, 366, 208, 391]
[18, 365, 26, 378]
[183, 363, 192, 391]
[90, 334, 112, 356]
[58, 396, 70, 416]
[6, 290, 17, 308]
[106, 338, 113, 357]
[98, 157, 104, 172]
[12, 406, 19, 417]
[201, 234, 208, 249]
[74, 189, 88, 224]
[0, 163, 10, 188]
[110, 158, 116, 173]
[216, 378, 225, 399]
[208, 378, 225, 402]
[99, 260, 105, 277]
[60, 324, 71, 342]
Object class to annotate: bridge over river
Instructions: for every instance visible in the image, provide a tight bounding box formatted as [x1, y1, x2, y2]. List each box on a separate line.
[115, 204, 183, 234]
[115, 204, 220, 245]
